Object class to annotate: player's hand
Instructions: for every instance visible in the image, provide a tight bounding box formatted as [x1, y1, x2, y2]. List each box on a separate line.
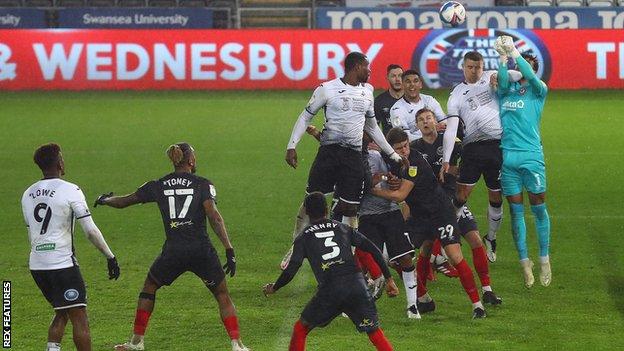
[371, 173, 388, 187]
[305, 125, 321, 141]
[262, 283, 276, 296]
[107, 257, 120, 280]
[94, 192, 113, 208]
[285, 149, 298, 169]
[389, 152, 409, 171]
[436, 122, 447, 132]
[223, 248, 236, 277]
[490, 73, 499, 90]
[500, 35, 520, 58]
[385, 277, 399, 298]
[439, 162, 450, 183]
[387, 173, 402, 190]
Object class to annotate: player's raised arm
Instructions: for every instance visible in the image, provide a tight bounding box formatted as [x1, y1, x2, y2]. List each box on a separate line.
[501, 36, 547, 96]
[495, 36, 511, 95]
[285, 85, 327, 169]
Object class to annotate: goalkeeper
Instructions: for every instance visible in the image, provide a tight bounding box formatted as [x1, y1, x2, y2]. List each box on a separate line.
[494, 36, 552, 289]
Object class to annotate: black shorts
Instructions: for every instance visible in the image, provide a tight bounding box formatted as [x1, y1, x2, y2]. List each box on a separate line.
[31, 265, 87, 310]
[458, 140, 502, 191]
[457, 206, 479, 236]
[406, 208, 461, 248]
[301, 274, 378, 334]
[149, 242, 225, 288]
[306, 144, 365, 204]
[359, 210, 414, 262]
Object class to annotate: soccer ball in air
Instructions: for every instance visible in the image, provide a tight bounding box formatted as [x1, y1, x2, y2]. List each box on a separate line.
[439, 1, 466, 27]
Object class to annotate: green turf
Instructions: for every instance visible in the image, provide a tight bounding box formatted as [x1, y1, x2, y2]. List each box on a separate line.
[1, 90, 623, 351]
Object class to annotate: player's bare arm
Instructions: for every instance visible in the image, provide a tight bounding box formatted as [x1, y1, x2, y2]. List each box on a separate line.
[371, 179, 414, 203]
[285, 149, 298, 169]
[94, 192, 142, 209]
[204, 198, 237, 277]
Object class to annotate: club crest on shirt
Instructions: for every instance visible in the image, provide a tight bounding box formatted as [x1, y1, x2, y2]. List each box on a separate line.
[64, 289, 79, 301]
[519, 87, 527, 96]
[408, 166, 418, 177]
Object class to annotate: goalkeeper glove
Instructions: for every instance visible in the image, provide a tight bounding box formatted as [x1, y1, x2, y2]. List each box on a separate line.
[107, 257, 120, 280]
[223, 248, 236, 277]
[500, 35, 520, 58]
[94, 192, 113, 208]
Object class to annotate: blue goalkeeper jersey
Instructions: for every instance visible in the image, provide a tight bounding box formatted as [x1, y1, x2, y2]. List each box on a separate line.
[497, 56, 548, 152]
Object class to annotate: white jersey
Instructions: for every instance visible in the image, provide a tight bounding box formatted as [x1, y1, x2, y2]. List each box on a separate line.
[21, 178, 91, 270]
[389, 94, 446, 142]
[306, 78, 375, 150]
[447, 70, 502, 145]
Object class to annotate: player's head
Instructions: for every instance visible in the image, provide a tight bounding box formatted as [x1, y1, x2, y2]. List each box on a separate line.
[345, 52, 370, 83]
[304, 191, 328, 220]
[34, 143, 64, 176]
[167, 142, 196, 173]
[402, 69, 423, 101]
[386, 64, 403, 92]
[386, 127, 410, 158]
[416, 108, 437, 136]
[462, 51, 484, 84]
[520, 53, 539, 73]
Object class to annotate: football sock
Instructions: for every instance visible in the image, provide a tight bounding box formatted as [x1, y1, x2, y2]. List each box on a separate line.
[487, 201, 503, 241]
[531, 203, 551, 258]
[355, 248, 382, 279]
[431, 239, 442, 257]
[509, 202, 528, 260]
[416, 254, 430, 297]
[401, 265, 417, 308]
[222, 315, 240, 340]
[471, 247, 491, 287]
[289, 320, 309, 351]
[540, 255, 550, 264]
[46, 342, 61, 351]
[368, 328, 393, 351]
[133, 308, 152, 336]
[292, 203, 309, 238]
[454, 259, 480, 304]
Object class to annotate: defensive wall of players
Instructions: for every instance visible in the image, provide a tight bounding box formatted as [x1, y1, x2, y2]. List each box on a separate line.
[0, 28, 622, 90]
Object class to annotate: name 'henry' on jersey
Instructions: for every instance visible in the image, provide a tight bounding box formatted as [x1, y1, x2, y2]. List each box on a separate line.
[306, 78, 375, 150]
[136, 172, 217, 244]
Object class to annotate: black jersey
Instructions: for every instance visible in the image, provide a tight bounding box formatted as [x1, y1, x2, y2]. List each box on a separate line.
[400, 150, 453, 217]
[410, 133, 461, 196]
[374, 90, 401, 135]
[136, 172, 216, 244]
[273, 219, 390, 291]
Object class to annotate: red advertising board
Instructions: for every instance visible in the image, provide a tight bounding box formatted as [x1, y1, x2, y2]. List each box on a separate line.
[0, 29, 622, 90]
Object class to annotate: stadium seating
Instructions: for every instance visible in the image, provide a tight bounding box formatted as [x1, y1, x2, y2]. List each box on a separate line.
[556, 0, 584, 6]
[525, 0, 553, 6]
[24, 0, 52, 6]
[495, 0, 525, 6]
[239, 0, 311, 28]
[586, 0, 614, 5]
[57, 0, 86, 6]
[86, 0, 117, 6]
[117, 0, 146, 6]
[148, 0, 177, 6]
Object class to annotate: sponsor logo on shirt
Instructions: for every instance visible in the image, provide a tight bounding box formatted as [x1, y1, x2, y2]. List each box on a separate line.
[321, 258, 345, 271]
[35, 243, 55, 251]
[502, 99, 525, 111]
[170, 220, 194, 229]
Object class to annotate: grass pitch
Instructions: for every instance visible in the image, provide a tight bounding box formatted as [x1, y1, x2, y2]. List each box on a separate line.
[1, 90, 623, 350]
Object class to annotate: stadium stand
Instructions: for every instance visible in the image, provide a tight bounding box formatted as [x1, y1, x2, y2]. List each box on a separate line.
[587, 0, 614, 5]
[525, 0, 553, 6]
[239, 0, 311, 28]
[556, 0, 584, 6]
[0, 0, 23, 6]
[494, 0, 525, 5]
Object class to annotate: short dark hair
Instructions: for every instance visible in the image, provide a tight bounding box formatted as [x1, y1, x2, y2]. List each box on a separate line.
[402, 69, 422, 80]
[304, 192, 327, 219]
[416, 108, 434, 120]
[34, 143, 61, 171]
[521, 53, 539, 73]
[386, 127, 408, 146]
[386, 64, 402, 74]
[463, 51, 483, 63]
[345, 52, 367, 72]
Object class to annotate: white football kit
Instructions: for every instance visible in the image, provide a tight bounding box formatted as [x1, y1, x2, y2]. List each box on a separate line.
[389, 94, 446, 141]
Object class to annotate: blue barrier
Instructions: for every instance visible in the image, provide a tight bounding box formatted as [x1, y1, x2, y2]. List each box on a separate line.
[0, 8, 47, 29]
[316, 7, 624, 29]
[57, 8, 213, 29]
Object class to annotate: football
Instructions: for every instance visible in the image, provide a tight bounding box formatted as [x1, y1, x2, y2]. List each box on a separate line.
[439, 1, 466, 27]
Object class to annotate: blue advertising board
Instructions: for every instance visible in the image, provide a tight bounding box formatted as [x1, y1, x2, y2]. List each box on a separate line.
[57, 8, 213, 29]
[0, 9, 47, 29]
[316, 7, 624, 29]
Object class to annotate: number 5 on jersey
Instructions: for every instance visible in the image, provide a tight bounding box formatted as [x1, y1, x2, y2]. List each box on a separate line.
[164, 189, 193, 219]
[315, 230, 341, 260]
